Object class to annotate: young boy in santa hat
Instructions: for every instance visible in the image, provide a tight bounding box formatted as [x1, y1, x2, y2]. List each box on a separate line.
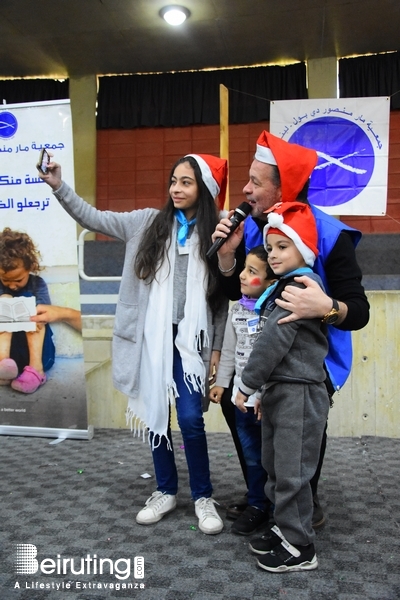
[234, 201, 330, 573]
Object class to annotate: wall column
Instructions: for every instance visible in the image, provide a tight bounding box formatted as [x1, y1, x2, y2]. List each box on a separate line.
[307, 57, 338, 99]
[69, 75, 97, 207]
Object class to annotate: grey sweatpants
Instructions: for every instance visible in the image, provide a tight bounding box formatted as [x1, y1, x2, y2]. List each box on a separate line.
[261, 381, 330, 546]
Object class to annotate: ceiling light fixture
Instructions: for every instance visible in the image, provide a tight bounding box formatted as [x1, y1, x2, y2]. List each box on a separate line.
[159, 5, 191, 26]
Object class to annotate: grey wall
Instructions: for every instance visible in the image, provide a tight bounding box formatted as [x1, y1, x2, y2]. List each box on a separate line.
[81, 235, 400, 295]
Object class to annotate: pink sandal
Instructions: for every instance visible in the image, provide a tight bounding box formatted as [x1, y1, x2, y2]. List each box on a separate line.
[11, 366, 47, 394]
[0, 358, 18, 380]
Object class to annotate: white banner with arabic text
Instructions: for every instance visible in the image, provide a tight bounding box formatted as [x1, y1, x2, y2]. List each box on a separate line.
[270, 97, 390, 215]
[0, 100, 89, 435]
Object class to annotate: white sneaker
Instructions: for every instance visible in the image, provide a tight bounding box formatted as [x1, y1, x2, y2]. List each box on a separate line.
[195, 497, 223, 535]
[136, 491, 177, 525]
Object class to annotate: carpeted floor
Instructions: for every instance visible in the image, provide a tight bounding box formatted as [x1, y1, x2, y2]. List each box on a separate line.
[1, 429, 399, 600]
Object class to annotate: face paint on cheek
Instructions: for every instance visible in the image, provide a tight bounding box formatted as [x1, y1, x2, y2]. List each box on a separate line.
[249, 277, 262, 287]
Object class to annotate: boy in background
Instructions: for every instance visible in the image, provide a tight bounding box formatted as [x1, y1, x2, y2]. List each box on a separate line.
[210, 245, 277, 535]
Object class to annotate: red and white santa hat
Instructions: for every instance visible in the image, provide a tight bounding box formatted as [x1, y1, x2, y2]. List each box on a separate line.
[255, 131, 318, 203]
[263, 201, 319, 267]
[185, 154, 228, 210]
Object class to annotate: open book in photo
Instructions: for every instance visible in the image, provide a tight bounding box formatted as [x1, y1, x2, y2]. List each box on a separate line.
[0, 296, 37, 332]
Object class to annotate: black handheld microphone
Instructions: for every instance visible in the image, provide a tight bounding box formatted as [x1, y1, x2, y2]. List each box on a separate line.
[206, 202, 251, 259]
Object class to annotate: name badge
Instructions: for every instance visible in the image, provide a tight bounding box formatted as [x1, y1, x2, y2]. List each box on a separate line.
[247, 317, 259, 335]
[176, 237, 193, 254]
[177, 239, 191, 255]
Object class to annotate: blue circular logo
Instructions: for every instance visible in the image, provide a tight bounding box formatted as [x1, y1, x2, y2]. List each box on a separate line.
[0, 111, 18, 139]
[289, 117, 375, 207]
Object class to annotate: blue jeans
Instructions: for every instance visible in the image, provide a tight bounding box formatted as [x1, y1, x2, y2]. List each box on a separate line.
[235, 406, 268, 510]
[151, 331, 213, 501]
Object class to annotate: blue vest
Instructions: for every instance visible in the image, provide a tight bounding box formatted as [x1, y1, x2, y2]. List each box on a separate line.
[244, 206, 362, 390]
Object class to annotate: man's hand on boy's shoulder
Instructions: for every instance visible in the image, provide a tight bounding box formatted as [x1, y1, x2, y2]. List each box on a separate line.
[275, 275, 335, 324]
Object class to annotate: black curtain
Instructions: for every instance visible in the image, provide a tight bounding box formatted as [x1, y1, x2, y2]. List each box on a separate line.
[0, 79, 69, 105]
[339, 52, 400, 110]
[97, 63, 307, 129]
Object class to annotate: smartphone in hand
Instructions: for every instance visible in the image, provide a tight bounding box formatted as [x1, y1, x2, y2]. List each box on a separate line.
[36, 148, 50, 174]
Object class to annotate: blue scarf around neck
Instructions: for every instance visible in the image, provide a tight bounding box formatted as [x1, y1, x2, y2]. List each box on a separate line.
[254, 266, 313, 314]
[175, 209, 197, 246]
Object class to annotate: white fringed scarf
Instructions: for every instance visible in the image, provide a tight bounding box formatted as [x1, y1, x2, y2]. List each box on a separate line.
[126, 222, 209, 449]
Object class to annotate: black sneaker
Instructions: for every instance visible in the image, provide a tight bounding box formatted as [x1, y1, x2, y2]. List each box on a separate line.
[312, 494, 326, 529]
[231, 505, 269, 535]
[248, 524, 286, 554]
[226, 501, 248, 520]
[256, 540, 318, 573]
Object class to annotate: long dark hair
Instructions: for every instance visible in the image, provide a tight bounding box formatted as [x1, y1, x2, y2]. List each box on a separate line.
[134, 156, 224, 314]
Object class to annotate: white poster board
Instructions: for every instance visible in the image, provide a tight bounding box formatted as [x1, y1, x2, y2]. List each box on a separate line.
[0, 100, 90, 439]
[270, 97, 390, 215]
